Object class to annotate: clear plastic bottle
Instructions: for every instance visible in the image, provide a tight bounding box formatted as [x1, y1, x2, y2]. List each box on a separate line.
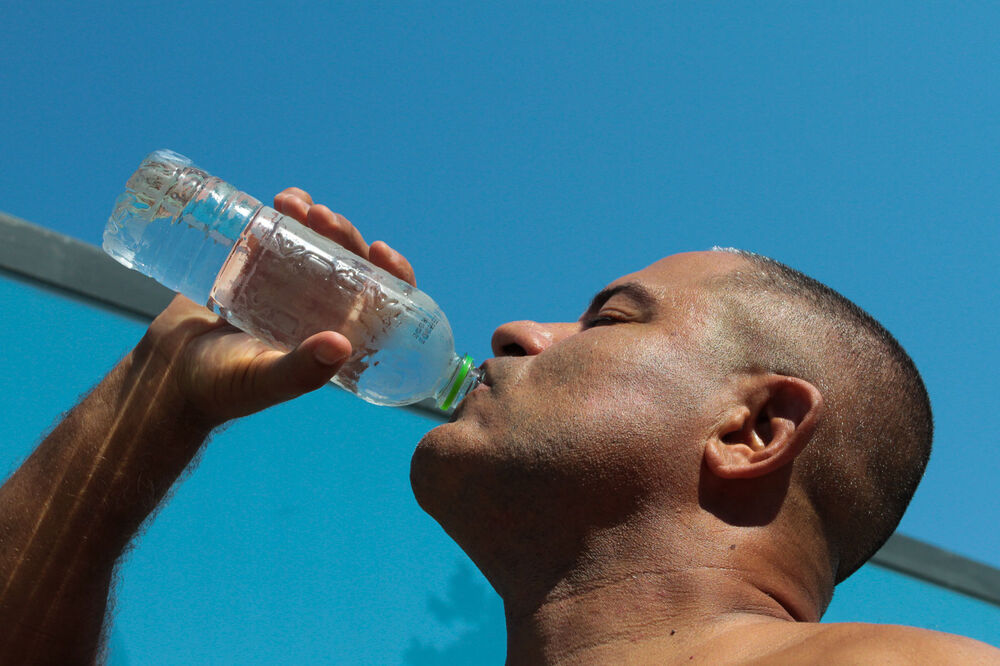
[103, 149, 481, 412]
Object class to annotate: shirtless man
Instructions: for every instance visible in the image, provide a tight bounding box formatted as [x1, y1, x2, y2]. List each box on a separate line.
[1, 189, 997, 663]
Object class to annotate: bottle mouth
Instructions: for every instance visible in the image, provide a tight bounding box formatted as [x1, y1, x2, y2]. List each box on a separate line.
[437, 354, 482, 413]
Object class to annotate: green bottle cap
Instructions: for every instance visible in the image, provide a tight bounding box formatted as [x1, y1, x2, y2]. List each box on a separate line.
[440, 354, 475, 411]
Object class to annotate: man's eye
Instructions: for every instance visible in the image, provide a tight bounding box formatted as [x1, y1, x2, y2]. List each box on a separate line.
[586, 314, 624, 328]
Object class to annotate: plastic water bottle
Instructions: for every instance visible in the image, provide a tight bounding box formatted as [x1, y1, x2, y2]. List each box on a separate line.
[103, 150, 481, 412]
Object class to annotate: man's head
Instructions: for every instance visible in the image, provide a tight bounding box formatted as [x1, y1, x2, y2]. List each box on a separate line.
[704, 249, 933, 582]
[411, 250, 931, 597]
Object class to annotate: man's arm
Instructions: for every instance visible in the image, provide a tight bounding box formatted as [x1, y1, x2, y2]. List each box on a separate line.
[0, 335, 215, 663]
[0, 188, 416, 663]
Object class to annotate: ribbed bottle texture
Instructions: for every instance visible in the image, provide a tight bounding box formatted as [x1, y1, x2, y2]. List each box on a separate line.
[104, 150, 257, 304]
[103, 150, 481, 411]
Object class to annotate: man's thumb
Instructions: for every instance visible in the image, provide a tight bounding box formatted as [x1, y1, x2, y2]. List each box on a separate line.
[256, 331, 351, 405]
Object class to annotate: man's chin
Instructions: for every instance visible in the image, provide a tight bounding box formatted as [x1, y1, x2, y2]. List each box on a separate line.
[414, 417, 476, 460]
[409, 426, 464, 521]
[410, 413, 495, 500]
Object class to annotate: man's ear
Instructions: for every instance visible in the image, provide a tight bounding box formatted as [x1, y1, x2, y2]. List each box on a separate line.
[704, 375, 823, 480]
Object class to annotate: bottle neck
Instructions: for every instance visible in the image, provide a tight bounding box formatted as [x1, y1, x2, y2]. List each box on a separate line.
[436, 354, 483, 413]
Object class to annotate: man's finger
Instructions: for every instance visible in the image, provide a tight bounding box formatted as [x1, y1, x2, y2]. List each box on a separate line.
[274, 187, 314, 206]
[274, 192, 312, 223]
[306, 205, 370, 258]
[370, 241, 417, 286]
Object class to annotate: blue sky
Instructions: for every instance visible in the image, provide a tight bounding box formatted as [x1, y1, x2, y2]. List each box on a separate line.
[2, 1, 999, 658]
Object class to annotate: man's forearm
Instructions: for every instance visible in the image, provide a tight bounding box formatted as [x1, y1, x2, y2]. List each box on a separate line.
[0, 346, 213, 663]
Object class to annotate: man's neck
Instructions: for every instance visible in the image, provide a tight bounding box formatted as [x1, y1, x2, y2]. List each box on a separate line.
[497, 518, 832, 664]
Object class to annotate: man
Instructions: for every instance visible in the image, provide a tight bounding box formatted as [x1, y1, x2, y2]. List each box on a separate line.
[1, 188, 997, 664]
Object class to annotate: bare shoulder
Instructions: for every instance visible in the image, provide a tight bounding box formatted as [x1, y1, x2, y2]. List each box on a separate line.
[775, 622, 1000, 665]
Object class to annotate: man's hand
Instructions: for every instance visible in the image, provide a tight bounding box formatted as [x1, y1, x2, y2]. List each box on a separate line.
[0, 187, 416, 663]
[140, 187, 418, 429]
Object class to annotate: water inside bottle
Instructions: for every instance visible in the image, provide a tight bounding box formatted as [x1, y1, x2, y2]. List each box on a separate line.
[208, 209, 459, 406]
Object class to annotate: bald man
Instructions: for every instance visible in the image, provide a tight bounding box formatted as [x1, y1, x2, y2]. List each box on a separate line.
[1, 189, 997, 663]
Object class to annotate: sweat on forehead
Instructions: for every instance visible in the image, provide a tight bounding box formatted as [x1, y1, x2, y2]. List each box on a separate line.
[618, 251, 751, 290]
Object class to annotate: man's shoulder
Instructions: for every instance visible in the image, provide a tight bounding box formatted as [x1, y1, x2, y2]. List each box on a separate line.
[776, 622, 1000, 664]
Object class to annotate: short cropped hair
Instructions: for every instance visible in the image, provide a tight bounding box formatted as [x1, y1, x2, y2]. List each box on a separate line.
[708, 249, 933, 583]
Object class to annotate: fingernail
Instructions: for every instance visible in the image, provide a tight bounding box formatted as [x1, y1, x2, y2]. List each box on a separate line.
[313, 342, 344, 366]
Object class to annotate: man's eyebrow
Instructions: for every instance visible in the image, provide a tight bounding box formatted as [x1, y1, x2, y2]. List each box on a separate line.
[585, 282, 657, 315]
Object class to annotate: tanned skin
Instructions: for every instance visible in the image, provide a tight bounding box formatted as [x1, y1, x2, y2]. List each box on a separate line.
[1, 190, 997, 664]
[417, 252, 1000, 664]
[0, 189, 415, 663]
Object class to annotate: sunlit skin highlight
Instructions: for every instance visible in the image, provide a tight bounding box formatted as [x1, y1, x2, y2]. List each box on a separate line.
[0, 342, 211, 661]
[27, 349, 182, 649]
[15, 349, 162, 595]
[0, 342, 173, 604]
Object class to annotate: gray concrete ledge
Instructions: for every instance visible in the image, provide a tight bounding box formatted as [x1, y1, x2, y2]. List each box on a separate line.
[871, 533, 1000, 607]
[0, 211, 174, 320]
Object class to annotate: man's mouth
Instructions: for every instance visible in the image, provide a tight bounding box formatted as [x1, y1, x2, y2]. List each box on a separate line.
[447, 363, 493, 422]
[479, 366, 493, 389]
[479, 360, 497, 388]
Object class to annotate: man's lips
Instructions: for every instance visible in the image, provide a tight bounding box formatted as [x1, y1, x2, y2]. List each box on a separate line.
[479, 364, 493, 389]
[478, 359, 497, 388]
[465, 365, 492, 397]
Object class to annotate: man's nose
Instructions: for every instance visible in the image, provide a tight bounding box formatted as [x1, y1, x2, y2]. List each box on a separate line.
[491, 320, 577, 357]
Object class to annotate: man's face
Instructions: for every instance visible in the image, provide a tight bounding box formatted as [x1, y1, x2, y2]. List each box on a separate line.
[411, 251, 746, 547]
